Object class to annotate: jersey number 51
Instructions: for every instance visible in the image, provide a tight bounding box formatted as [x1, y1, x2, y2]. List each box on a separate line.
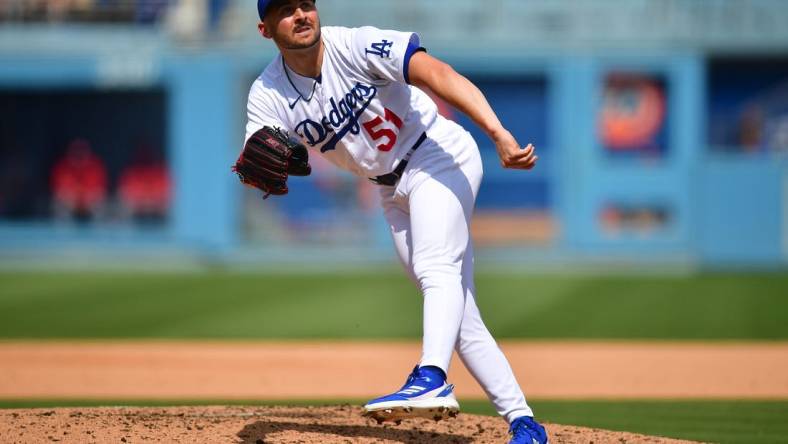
[363, 108, 403, 152]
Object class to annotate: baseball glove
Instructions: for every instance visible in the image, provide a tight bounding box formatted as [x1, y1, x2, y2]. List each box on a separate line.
[232, 126, 312, 198]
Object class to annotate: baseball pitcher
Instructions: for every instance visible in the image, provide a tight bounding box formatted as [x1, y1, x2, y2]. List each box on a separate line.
[235, 1, 548, 442]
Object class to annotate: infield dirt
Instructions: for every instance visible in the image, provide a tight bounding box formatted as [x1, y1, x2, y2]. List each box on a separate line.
[2, 341, 786, 399]
[0, 405, 700, 443]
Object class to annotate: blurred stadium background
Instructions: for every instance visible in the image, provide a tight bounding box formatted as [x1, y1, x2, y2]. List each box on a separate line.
[2, 1, 788, 443]
[1, 0, 787, 268]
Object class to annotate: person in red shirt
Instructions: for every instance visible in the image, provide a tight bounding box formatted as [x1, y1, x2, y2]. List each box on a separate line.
[50, 139, 108, 223]
[117, 144, 171, 224]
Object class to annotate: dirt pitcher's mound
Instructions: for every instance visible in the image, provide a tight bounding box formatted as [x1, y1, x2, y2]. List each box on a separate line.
[0, 405, 700, 443]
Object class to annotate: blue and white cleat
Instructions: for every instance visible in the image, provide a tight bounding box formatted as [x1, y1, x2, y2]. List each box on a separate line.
[363, 365, 460, 424]
[508, 416, 549, 444]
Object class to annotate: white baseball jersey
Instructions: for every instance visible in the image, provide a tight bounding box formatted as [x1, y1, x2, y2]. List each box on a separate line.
[245, 25, 447, 178]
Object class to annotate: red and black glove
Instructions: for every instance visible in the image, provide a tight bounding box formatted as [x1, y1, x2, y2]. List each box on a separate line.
[232, 126, 311, 198]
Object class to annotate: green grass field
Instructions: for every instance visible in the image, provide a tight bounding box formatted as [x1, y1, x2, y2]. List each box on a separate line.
[1, 270, 787, 443]
[1, 270, 787, 339]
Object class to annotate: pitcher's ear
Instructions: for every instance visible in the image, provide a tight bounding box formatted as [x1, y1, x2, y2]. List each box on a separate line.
[258, 22, 272, 39]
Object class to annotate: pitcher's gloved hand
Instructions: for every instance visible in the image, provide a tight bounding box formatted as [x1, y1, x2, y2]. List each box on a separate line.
[232, 126, 311, 198]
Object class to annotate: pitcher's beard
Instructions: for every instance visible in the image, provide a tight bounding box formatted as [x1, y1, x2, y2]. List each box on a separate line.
[282, 27, 321, 50]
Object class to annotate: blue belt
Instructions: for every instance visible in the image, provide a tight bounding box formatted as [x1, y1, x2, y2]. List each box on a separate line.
[369, 132, 427, 186]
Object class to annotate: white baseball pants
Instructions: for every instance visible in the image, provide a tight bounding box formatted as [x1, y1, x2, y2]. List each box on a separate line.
[378, 126, 534, 423]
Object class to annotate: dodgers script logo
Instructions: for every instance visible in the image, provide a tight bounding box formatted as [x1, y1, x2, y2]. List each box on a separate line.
[295, 82, 377, 153]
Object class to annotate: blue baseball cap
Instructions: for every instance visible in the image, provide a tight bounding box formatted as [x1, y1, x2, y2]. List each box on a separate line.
[257, 0, 272, 20]
[258, 0, 317, 20]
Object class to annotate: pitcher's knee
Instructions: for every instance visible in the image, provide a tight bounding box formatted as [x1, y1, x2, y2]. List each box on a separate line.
[413, 261, 462, 293]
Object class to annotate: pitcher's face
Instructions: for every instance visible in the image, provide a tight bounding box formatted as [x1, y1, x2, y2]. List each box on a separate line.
[259, 0, 321, 50]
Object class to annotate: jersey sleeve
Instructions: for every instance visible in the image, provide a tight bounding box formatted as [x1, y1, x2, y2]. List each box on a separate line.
[245, 79, 286, 143]
[351, 26, 425, 85]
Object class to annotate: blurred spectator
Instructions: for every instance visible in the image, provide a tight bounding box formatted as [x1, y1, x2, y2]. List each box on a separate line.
[735, 84, 788, 154]
[0, 0, 233, 29]
[738, 105, 765, 152]
[117, 143, 171, 224]
[764, 116, 788, 154]
[754, 82, 788, 154]
[157, 0, 227, 32]
[135, 0, 169, 24]
[709, 58, 788, 154]
[0, 0, 25, 20]
[50, 139, 108, 223]
[207, 0, 227, 29]
[1, 0, 171, 24]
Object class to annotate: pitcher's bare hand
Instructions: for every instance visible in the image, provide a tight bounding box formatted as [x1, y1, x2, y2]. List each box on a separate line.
[494, 130, 538, 170]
